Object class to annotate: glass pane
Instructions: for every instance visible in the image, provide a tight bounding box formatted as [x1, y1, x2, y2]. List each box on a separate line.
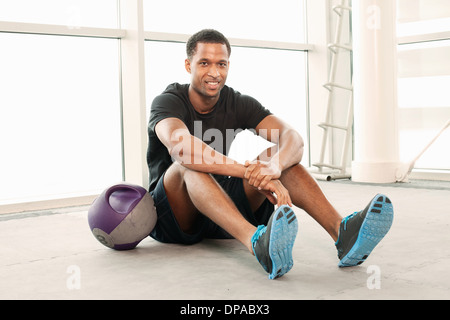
[144, 0, 306, 43]
[145, 41, 190, 121]
[397, 17, 450, 37]
[397, 40, 450, 170]
[397, 0, 450, 37]
[145, 41, 309, 166]
[226, 47, 309, 165]
[0, 0, 118, 28]
[398, 40, 450, 78]
[0, 33, 122, 205]
[397, 0, 450, 22]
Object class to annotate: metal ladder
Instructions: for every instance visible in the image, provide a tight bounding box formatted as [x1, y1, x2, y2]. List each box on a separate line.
[312, 0, 353, 181]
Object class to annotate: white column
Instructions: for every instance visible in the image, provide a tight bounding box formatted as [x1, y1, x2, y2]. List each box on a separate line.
[119, 0, 149, 187]
[306, 0, 331, 168]
[351, 0, 400, 183]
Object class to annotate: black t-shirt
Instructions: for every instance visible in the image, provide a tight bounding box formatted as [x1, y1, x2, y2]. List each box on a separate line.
[147, 83, 272, 191]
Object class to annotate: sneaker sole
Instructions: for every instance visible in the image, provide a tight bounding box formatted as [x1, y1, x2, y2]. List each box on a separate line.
[338, 194, 394, 268]
[268, 206, 298, 279]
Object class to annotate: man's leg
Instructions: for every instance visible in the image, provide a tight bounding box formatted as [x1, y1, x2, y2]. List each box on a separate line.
[263, 162, 392, 268]
[243, 163, 342, 242]
[163, 162, 257, 252]
[279, 164, 342, 242]
[244, 146, 342, 242]
[243, 143, 393, 268]
[164, 162, 298, 279]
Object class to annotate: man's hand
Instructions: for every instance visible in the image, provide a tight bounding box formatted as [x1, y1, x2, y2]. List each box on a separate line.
[244, 160, 281, 191]
[244, 160, 291, 207]
[256, 179, 292, 207]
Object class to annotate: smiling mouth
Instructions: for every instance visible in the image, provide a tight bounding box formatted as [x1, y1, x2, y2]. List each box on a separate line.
[205, 80, 221, 90]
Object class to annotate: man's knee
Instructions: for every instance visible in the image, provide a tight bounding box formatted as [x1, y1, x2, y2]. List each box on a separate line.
[165, 162, 213, 185]
[279, 163, 311, 187]
[167, 161, 186, 176]
[280, 163, 306, 176]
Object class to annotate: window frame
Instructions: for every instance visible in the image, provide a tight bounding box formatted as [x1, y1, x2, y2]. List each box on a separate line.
[2, 0, 446, 211]
[397, 20, 450, 180]
[0, 0, 313, 211]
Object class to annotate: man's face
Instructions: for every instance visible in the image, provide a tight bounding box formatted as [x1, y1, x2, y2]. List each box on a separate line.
[185, 42, 230, 100]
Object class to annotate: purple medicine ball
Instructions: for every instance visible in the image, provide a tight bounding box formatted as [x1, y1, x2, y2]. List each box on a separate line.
[88, 183, 157, 250]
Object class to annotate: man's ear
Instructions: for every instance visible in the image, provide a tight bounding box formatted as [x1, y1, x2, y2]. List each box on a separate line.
[185, 59, 191, 74]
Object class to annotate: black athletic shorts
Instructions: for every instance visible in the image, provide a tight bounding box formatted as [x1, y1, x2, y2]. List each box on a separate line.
[149, 173, 275, 245]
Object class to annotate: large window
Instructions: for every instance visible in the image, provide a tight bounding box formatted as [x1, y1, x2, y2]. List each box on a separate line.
[0, 3, 122, 206]
[397, 0, 450, 171]
[0, 33, 122, 205]
[145, 42, 309, 164]
[144, 0, 309, 165]
[144, 0, 306, 43]
[0, 0, 118, 28]
[0, 0, 309, 209]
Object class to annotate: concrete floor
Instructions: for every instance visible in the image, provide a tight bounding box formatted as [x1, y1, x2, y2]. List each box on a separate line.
[1, 180, 449, 300]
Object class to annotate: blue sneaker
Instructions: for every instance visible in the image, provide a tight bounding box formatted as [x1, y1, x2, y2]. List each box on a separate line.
[251, 205, 298, 279]
[335, 194, 394, 267]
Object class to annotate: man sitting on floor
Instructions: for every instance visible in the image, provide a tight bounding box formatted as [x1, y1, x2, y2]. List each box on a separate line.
[146, 29, 394, 279]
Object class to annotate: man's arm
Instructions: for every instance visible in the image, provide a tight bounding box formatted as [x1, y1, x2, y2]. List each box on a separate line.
[155, 116, 292, 207]
[155, 117, 246, 178]
[244, 115, 304, 190]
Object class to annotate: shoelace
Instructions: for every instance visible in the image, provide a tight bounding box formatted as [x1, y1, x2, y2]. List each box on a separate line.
[251, 225, 267, 248]
[342, 212, 359, 231]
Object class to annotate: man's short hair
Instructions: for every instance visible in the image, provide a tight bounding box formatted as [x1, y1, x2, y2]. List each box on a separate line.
[186, 29, 232, 60]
